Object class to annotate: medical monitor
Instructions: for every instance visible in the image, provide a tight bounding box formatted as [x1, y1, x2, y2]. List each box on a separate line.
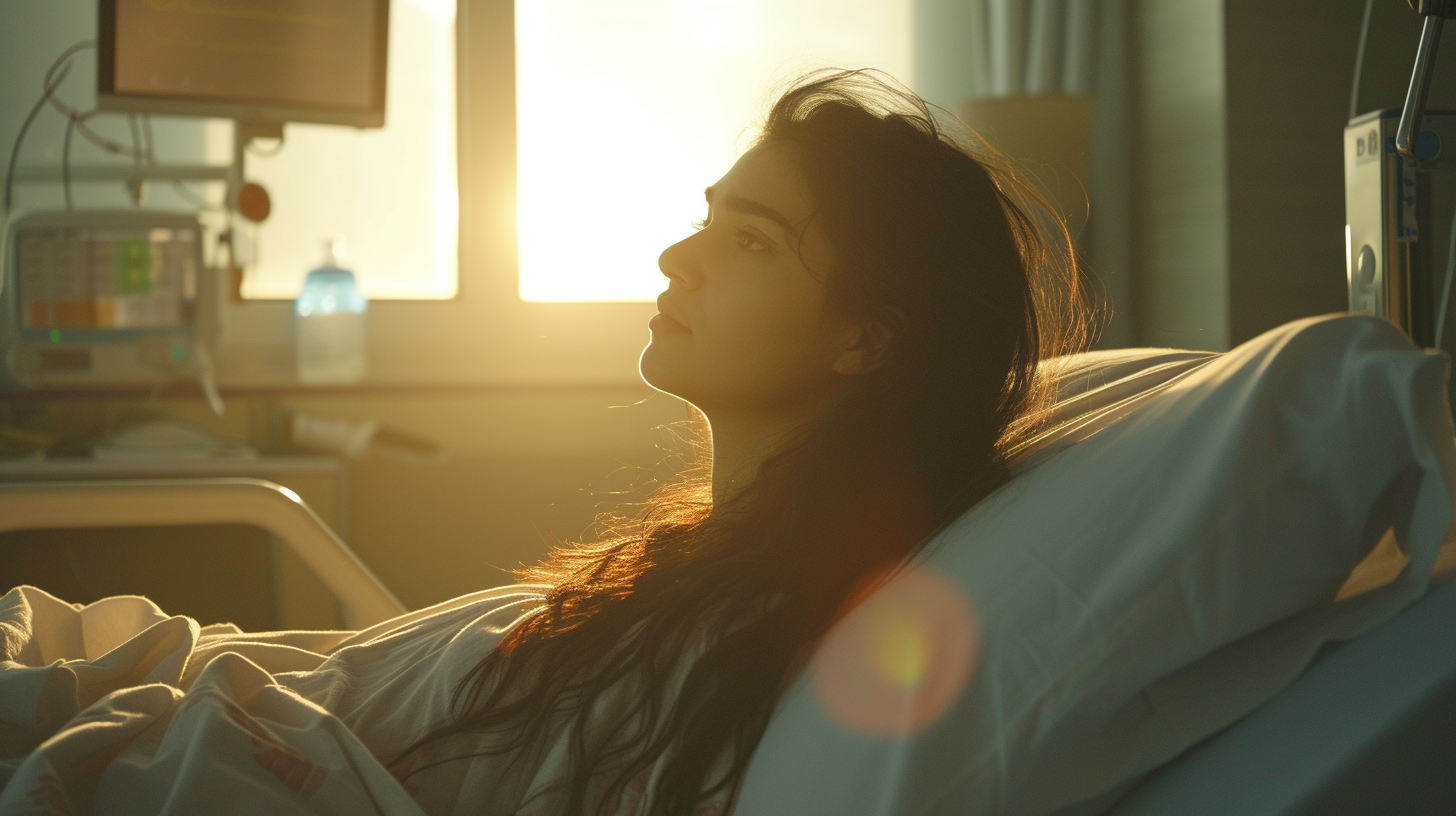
[96, 0, 390, 128]
[1, 210, 210, 387]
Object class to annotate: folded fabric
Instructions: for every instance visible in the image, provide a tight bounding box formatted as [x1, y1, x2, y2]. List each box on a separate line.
[0, 585, 541, 815]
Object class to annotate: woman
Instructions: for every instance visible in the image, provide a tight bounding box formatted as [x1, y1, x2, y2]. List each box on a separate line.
[392, 69, 1093, 814]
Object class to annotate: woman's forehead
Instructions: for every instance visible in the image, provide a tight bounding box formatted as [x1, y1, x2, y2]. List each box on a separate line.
[714, 143, 816, 223]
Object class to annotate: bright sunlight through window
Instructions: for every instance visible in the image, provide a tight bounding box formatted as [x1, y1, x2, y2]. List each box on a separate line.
[516, 0, 913, 302]
[237, 0, 457, 300]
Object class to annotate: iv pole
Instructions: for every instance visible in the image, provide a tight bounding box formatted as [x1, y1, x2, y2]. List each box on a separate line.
[1395, 2, 1456, 164]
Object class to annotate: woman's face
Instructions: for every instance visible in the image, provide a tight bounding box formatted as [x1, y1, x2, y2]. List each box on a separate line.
[639, 143, 857, 420]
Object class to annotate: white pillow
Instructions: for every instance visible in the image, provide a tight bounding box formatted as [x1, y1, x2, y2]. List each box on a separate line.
[733, 314, 1456, 816]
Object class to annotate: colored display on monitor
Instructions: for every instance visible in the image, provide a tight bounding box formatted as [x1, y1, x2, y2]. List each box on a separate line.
[16, 225, 198, 337]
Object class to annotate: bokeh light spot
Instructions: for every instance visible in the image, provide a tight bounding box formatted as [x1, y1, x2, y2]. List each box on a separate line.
[873, 610, 931, 688]
[812, 565, 979, 736]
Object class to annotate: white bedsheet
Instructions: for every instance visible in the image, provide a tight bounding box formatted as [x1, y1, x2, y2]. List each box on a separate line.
[0, 584, 554, 816]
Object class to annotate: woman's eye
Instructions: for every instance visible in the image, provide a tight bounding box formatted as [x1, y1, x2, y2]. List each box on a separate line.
[693, 211, 768, 252]
[734, 230, 768, 252]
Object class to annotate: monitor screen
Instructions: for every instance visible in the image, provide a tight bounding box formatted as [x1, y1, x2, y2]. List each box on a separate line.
[14, 221, 199, 340]
[97, 0, 389, 128]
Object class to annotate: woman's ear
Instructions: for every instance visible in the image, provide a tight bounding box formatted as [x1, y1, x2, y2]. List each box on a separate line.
[831, 307, 904, 376]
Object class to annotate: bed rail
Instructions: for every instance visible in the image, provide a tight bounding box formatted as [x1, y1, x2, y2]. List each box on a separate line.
[0, 477, 406, 628]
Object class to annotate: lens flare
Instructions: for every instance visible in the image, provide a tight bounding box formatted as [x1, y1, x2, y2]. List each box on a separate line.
[872, 609, 932, 688]
[812, 565, 979, 736]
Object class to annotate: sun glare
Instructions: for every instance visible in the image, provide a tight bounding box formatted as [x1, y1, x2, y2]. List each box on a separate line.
[515, 0, 913, 302]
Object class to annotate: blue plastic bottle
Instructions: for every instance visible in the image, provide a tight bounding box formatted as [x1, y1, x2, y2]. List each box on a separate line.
[295, 238, 367, 384]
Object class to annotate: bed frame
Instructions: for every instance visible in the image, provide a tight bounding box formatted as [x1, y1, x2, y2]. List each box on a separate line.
[0, 478, 405, 628]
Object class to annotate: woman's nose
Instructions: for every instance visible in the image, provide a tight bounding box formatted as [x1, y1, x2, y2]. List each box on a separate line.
[658, 235, 702, 291]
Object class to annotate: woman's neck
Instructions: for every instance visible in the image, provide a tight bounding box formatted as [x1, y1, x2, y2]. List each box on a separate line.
[706, 405, 827, 506]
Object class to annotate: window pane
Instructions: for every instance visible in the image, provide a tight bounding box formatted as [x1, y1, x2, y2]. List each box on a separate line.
[516, 0, 913, 302]
[240, 0, 457, 300]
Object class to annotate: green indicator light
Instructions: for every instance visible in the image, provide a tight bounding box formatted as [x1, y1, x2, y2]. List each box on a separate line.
[116, 241, 153, 294]
[49, 329, 60, 343]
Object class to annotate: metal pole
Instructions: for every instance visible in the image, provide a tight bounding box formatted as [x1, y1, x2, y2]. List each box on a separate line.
[9, 164, 233, 184]
[1396, 15, 1444, 160]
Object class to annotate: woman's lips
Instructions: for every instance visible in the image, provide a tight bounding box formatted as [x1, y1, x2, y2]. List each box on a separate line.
[649, 312, 691, 334]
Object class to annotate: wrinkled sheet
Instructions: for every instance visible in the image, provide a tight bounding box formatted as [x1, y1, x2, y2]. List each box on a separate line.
[0, 585, 549, 816]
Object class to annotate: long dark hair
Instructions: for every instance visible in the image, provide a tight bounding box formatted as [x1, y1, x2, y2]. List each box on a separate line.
[394, 69, 1095, 814]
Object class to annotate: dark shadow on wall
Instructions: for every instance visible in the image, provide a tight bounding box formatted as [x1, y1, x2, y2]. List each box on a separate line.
[1223, 0, 1455, 347]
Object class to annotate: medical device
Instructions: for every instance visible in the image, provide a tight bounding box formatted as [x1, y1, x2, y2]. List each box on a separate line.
[1346, 1, 1456, 354]
[96, 0, 390, 130]
[94, 0, 391, 207]
[0, 1, 395, 395]
[1344, 108, 1456, 346]
[0, 209, 213, 388]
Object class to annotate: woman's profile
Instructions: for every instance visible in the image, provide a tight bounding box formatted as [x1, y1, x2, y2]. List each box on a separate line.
[390, 68, 1095, 814]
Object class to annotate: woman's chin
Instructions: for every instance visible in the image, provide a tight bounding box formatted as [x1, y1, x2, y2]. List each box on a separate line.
[641, 337, 718, 409]
[637, 343, 675, 393]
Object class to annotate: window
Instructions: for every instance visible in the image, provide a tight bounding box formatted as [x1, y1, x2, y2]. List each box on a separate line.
[238, 0, 457, 300]
[215, 0, 913, 385]
[515, 0, 913, 302]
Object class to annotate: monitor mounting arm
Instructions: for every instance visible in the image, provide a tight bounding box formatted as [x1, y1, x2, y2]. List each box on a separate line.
[229, 121, 283, 211]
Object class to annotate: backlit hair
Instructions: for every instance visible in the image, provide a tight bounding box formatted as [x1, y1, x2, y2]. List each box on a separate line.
[393, 68, 1095, 815]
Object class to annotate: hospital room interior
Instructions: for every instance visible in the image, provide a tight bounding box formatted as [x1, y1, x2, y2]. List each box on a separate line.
[3, 0, 1456, 814]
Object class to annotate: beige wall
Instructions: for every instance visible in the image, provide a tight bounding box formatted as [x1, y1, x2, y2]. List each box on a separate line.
[1131, 0, 1230, 351]
[283, 388, 690, 610]
[154, 386, 693, 611]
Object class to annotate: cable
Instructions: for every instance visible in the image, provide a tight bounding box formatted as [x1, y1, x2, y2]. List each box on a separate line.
[40, 43, 154, 164]
[61, 114, 76, 211]
[38, 42, 141, 159]
[194, 344, 226, 416]
[2, 61, 71, 213]
[67, 114, 146, 161]
[1350, 0, 1377, 121]
[170, 181, 217, 210]
[124, 114, 145, 207]
[141, 115, 157, 164]
[1434, 203, 1456, 351]
[127, 114, 142, 165]
[51, 104, 147, 162]
[42, 41, 93, 96]
[42, 41, 95, 122]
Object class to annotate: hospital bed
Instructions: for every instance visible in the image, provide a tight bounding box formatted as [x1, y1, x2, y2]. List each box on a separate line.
[1106, 574, 1456, 815]
[2, 459, 1453, 814]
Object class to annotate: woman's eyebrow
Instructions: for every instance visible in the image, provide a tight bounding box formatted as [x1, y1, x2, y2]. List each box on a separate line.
[704, 186, 800, 241]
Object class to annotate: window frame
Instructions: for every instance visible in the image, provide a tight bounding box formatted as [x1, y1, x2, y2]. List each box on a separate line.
[213, 0, 654, 389]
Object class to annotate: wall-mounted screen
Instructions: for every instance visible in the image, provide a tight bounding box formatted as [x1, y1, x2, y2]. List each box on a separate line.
[97, 0, 389, 128]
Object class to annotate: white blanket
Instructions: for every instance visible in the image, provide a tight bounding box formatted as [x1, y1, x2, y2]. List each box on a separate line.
[0, 584, 554, 816]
